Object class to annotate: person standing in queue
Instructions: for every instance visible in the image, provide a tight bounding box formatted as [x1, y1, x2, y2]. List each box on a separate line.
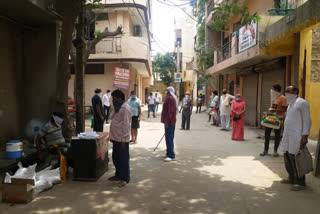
[279, 86, 312, 191]
[219, 89, 235, 131]
[179, 91, 193, 130]
[102, 89, 111, 124]
[108, 89, 132, 187]
[155, 93, 160, 112]
[147, 92, 156, 118]
[161, 87, 177, 162]
[127, 90, 142, 144]
[91, 88, 104, 132]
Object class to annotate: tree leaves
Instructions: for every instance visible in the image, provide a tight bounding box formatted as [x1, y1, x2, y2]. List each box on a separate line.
[152, 53, 176, 86]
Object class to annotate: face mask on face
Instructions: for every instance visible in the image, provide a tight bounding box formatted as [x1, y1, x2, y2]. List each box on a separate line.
[270, 89, 280, 102]
[108, 92, 111, 96]
[113, 100, 124, 112]
[236, 97, 241, 102]
[285, 93, 297, 104]
[98, 93, 102, 97]
[185, 95, 189, 99]
[52, 115, 63, 128]
[131, 95, 136, 99]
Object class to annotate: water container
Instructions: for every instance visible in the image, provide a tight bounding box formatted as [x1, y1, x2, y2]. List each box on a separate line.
[6, 140, 23, 159]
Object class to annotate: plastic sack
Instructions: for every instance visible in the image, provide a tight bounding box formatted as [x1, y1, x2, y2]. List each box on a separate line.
[35, 179, 53, 194]
[36, 167, 61, 184]
[4, 162, 37, 183]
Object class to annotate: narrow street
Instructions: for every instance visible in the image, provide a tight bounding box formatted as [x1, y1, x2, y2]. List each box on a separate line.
[1, 106, 319, 214]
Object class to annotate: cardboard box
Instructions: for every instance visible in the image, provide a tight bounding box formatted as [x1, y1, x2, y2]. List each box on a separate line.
[2, 178, 35, 204]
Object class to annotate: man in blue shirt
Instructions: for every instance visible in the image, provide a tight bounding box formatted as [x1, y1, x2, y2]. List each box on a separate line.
[127, 91, 141, 144]
[91, 88, 104, 132]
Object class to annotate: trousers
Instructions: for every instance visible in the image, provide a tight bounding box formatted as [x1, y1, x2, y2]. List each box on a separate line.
[264, 127, 281, 152]
[181, 109, 191, 130]
[284, 152, 306, 186]
[148, 104, 155, 117]
[104, 105, 110, 123]
[93, 116, 104, 132]
[220, 114, 230, 130]
[165, 125, 175, 159]
[112, 141, 130, 183]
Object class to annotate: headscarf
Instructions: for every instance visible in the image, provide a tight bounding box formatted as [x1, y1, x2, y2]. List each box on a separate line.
[167, 86, 179, 113]
[231, 94, 246, 119]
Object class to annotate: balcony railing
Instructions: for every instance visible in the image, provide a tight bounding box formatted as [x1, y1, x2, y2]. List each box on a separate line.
[91, 36, 150, 60]
[217, 40, 232, 63]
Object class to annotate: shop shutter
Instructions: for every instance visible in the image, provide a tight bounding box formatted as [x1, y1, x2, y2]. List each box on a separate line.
[260, 68, 285, 123]
[242, 73, 258, 126]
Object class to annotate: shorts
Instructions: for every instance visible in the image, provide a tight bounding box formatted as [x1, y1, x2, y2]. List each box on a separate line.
[131, 116, 140, 129]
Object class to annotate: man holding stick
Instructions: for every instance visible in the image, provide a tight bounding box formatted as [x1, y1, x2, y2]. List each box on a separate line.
[161, 87, 177, 162]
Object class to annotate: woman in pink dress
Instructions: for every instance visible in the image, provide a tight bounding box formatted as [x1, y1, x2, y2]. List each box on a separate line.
[231, 94, 246, 141]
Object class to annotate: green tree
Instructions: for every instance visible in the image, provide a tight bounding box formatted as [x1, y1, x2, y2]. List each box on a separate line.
[152, 53, 176, 86]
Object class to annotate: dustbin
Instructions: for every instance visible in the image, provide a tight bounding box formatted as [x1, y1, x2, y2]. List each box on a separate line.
[71, 133, 109, 181]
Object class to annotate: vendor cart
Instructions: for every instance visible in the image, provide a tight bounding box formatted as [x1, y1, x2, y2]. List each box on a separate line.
[71, 132, 109, 181]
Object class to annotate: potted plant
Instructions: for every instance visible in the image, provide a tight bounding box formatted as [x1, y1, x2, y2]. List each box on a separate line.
[277, 0, 288, 15]
[268, 8, 277, 16]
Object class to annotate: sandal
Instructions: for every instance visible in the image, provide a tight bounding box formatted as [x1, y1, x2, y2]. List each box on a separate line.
[108, 176, 120, 181]
[291, 185, 305, 191]
[280, 179, 292, 184]
[118, 180, 127, 187]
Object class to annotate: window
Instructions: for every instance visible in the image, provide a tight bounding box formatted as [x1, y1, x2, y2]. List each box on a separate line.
[134, 25, 142, 37]
[70, 64, 104, 74]
[96, 13, 109, 21]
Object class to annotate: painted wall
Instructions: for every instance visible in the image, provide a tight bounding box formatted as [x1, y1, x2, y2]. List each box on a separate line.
[300, 27, 320, 139]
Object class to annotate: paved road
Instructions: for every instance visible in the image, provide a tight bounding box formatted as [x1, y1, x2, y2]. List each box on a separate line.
[1, 105, 320, 214]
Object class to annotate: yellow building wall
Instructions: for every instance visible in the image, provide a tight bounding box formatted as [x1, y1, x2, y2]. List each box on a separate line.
[299, 29, 320, 139]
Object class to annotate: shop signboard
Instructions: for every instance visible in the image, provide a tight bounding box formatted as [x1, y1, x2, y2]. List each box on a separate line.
[238, 22, 257, 53]
[113, 67, 130, 89]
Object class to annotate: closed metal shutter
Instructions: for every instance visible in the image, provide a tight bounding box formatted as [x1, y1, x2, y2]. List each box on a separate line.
[260, 68, 285, 123]
[242, 73, 258, 126]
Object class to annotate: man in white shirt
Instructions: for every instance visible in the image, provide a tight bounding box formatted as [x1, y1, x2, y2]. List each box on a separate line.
[219, 89, 235, 131]
[102, 89, 111, 124]
[279, 86, 312, 191]
[155, 93, 160, 112]
[147, 92, 156, 118]
[211, 90, 220, 126]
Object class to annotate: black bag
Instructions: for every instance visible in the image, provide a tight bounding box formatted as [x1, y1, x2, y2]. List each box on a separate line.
[233, 115, 241, 121]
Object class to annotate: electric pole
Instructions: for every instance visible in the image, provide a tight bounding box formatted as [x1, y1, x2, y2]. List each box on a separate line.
[176, 41, 180, 101]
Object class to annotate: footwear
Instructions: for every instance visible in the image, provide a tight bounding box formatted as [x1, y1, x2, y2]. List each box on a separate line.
[161, 155, 167, 159]
[130, 141, 136, 145]
[164, 157, 176, 162]
[118, 180, 128, 187]
[260, 151, 268, 156]
[180, 128, 185, 130]
[273, 152, 279, 157]
[220, 128, 225, 131]
[291, 185, 305, 191]
[280, 179, 292, 184]
[108, 176, 120, 181]
[106, 121, 109, 124]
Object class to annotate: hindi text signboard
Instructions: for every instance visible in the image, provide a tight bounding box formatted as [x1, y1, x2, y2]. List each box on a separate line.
[113, 67, 130, 89]
[238, 22, 257, 53]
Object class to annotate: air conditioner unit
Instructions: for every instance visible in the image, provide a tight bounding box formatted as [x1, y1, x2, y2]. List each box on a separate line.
[134, 25, 141, 37]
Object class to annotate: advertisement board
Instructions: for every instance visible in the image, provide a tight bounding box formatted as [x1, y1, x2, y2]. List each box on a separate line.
[238, 22, 257, 53]
[174, 72, 181, 82]
[113, 67, 130, 89]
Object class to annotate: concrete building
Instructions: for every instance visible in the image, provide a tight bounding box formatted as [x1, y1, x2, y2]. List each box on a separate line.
[199, 0, 319, 139]
[174, 6, 198, 102]
[0, 0, 63, 145]
[68, 0, 153, 105]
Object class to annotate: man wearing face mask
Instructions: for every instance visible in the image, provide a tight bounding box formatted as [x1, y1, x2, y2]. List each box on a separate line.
[179, 91, 193, 130]
[102, 89, 111, 124]
[219, 89, 235, 131]
[127, 90, 141, 144]
[91, 88, 104, 132]
[260, 84, 287, 157]
[279, 86, 311, 191]
[109, 89, 132, 187]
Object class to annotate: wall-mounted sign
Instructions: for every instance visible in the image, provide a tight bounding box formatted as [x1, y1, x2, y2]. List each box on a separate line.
[113, 67, 130, 89]
[174, 72, 181, 82]
[238, 22, 257, 53]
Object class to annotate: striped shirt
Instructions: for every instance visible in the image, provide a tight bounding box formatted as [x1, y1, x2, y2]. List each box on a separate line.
[39, 122, 65, 146]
